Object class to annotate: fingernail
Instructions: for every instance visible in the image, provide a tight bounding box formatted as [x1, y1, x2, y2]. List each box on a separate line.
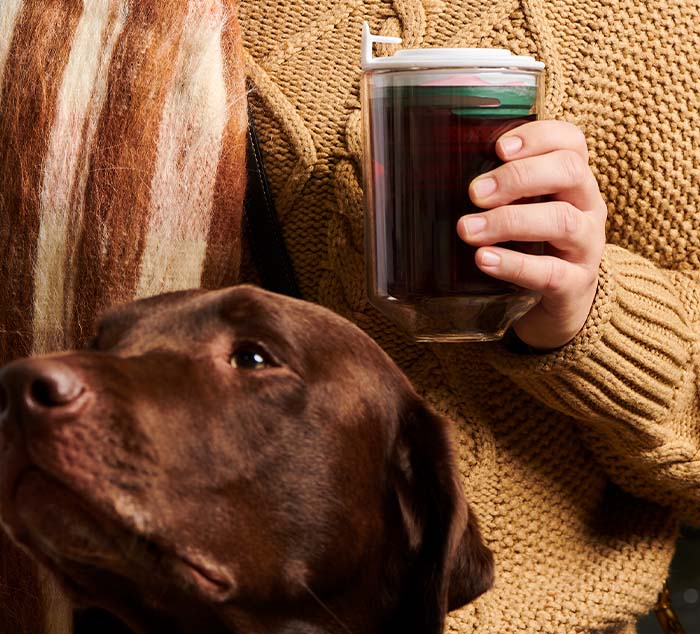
[462, 215, 487, 236]
[472, 177, 497, 198]
[499, 136, 523, 157]
[480, 250, 501, 267]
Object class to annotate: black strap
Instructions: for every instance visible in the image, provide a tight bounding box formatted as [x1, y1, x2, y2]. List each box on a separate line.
[243, 109, 301, 299]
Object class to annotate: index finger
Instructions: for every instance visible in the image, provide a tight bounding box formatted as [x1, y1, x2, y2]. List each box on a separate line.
[496, 120, 589, 162]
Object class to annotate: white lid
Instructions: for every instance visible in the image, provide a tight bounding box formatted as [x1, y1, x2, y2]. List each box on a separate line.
[361, 22, 545, 72]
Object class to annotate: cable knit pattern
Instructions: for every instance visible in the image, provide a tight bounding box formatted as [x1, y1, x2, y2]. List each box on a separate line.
[238, 0, 699, 631]
[488, 245, 700, 522]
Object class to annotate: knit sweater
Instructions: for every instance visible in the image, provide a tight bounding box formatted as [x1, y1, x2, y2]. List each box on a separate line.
[238, 0, 700, 632]
[0, 1, 698, 633]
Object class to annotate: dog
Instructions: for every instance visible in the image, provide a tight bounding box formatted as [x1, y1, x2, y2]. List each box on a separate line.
[0, 285, 494, 633]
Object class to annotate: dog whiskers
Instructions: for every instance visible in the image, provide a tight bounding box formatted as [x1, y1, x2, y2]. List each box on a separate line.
[300, 582, 355, 634]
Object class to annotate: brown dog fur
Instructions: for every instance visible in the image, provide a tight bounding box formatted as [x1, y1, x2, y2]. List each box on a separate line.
[0, 286, 494, 633]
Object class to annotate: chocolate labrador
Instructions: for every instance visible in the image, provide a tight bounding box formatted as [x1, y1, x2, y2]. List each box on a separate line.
[0, 285, 493, 634]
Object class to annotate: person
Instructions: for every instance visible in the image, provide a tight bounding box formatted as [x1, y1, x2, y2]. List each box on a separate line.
[237, 0, 700, 632]
[0, 2, 696, 632]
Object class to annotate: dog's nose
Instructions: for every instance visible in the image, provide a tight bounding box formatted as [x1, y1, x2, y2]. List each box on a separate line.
[0, 358, 87, 426]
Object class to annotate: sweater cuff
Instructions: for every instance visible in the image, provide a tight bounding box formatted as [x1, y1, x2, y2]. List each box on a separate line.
[485, 245, 694, 442]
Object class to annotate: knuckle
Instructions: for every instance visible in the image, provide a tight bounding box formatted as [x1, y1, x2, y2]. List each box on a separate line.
[560, 150, 586, 186]
[554, 201, 580, 238]
[563, 121, 590, 160]
[500, 205, 521, 234]
[544, 258, 567, 293]
[506, 159, 532, 191]
[513, 253, 528, 284]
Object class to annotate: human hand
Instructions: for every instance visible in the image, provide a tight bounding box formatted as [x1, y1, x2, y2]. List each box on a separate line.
[456, 120, 607, 350]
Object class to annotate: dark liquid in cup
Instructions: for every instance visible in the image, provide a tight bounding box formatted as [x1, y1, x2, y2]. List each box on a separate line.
[369, 88, 543, 299]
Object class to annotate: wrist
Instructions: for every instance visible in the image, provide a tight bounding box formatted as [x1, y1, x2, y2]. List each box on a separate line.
[512, 280, 598, 350]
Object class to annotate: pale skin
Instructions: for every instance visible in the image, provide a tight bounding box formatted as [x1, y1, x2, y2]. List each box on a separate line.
[457, 120, 608, 350]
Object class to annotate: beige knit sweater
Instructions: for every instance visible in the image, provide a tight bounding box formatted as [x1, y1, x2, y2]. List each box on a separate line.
[238, 0, 700, 632]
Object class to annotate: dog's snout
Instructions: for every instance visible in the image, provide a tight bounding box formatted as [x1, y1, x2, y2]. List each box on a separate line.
[0, 359, 87, 425]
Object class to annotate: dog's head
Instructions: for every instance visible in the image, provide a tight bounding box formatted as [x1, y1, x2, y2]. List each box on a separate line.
[0, 285, 493, 633]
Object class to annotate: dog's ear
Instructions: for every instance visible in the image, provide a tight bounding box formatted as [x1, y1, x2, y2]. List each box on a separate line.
[388, 395, 494, 633]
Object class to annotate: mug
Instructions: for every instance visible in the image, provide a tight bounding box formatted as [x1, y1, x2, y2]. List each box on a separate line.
[361, 23, 546, 341]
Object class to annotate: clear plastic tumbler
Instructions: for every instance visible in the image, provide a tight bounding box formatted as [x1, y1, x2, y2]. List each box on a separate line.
[361, 23, 546, 342]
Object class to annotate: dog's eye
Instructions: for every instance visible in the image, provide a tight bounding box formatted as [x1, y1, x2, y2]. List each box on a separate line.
[230, 345, 274, 370]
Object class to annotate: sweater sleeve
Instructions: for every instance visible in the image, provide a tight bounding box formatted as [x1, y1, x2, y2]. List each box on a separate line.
[485, 244, 700, 523]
